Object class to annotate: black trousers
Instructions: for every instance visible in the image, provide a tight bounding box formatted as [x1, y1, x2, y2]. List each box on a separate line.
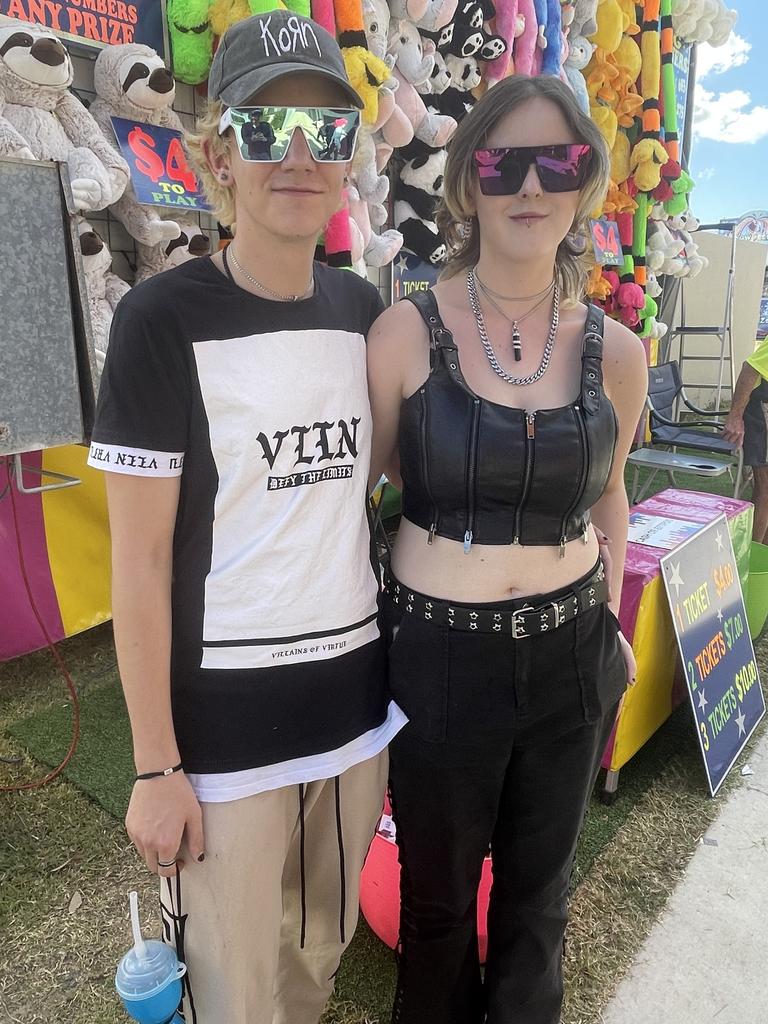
[385, 564, 627, 1024]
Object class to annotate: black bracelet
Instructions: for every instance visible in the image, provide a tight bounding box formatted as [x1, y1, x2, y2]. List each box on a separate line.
[135, 762, 183, 781]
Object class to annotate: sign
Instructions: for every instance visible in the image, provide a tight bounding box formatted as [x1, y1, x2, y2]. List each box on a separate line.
[589, 218, 622, 266]
[661, 515, 765, 795]
[391, 250, 440, 303]
[628, 512, 702, 551]
[672, 37, 692, 150]
[111, 117, 210, 211]
[1, 0, 167, 58]
[733, 210, 768, 244]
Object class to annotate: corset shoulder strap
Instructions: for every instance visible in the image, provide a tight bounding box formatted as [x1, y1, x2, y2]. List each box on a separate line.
[581, 304, 606, 414]
[405, 290, 456, 353]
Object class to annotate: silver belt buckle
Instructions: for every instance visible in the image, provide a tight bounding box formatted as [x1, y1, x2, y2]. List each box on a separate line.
[511, 605, 533, 639]
[551, 600, 562, 629]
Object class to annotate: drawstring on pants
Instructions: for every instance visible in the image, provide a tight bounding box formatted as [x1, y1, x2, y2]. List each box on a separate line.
[296, 777, 348, 950]
[298, 782, 308, 949]
[334, 775, 347, 944]
[161, 870, 198, 1024]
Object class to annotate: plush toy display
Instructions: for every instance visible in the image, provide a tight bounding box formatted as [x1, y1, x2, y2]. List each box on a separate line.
[134, 230, 211, 285]
[429, 53, 479, 118]
[563, 34, 593, 111]
[166, 0, 215, 84]
[90, 44, 210, 283]
[77, 219, 131, 372]
[571, 0, 598, 35]
[394, 138, 447, 264]
[540, 0, 563, 76]
[0, 24, 129, 212]
[672, 0, 736, 45]
[388, 18, 458, 145]
[483, 0, 520, 85]
[348, 183, 404, 273]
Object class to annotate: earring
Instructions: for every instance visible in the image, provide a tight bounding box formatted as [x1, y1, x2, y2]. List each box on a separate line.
[219, 171, 231, 184]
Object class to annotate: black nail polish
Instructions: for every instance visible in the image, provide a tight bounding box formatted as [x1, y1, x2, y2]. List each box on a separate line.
[197, 853, 205, 862]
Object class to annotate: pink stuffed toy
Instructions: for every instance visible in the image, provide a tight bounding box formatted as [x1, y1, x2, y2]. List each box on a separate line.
[513, 0, 539, 74]
[616, 281, 645, 327]
[484, 0, 517, 84]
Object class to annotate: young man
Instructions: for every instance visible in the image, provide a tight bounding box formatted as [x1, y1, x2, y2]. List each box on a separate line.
[88, 13, 405, 1023]
[723, 338, 768, 541]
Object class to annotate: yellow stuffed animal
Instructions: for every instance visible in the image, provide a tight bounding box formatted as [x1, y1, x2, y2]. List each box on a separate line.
[590, 102, 618, 149]
[589, 0, 623, 53]
[609, 131, 630, 183]
[629, 137, 668, 192]
[209, 0, 286, 39]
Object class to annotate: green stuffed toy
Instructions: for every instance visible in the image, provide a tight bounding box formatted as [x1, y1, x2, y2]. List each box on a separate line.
[167, 0, 214, 84]
[664, 168, 694, 218]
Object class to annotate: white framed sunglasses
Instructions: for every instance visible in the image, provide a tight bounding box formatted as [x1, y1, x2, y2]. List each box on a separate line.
[218, 105, 360, 163]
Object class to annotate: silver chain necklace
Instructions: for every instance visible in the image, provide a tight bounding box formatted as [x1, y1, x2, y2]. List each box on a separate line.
[466, 268, 559, 386]
[473, 270, 555, 304]
[228, 245, 314, 302]
[474, 272, 554, 362]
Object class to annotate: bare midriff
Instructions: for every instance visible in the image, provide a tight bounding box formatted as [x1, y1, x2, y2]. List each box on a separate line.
[390, 518, 601, 603]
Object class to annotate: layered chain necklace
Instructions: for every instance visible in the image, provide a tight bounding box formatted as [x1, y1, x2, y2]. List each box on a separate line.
[226, 244, 314, 302]
[466, 268, 560, 387]
[473, 271, 554, 362]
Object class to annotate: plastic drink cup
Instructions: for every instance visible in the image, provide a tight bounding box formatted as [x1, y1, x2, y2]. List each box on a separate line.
[115, 891, 186, 1024]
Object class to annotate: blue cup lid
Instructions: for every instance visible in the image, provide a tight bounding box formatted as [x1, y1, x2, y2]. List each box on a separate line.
[115, 939, 186, 1000]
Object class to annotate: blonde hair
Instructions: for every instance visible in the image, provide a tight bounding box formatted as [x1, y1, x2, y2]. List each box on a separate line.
[186, 99, 236, 228]
[436, 76, 610, 303]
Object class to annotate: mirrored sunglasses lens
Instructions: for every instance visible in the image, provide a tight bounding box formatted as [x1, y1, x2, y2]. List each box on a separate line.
[230, 108, 357, 163]
[535, 145, 591, 192]
[475, 149, 525, 195]
[231, 109, 286, 162]
[311, 114, 358, 162]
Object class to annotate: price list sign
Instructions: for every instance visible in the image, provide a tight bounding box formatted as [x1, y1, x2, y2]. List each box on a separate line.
[661, 515, 765, 795]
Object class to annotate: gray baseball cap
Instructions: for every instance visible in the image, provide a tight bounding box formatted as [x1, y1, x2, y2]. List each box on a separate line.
[208, 11, 363, 109]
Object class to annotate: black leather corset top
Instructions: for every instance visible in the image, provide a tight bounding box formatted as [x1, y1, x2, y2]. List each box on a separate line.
[398, 290, 619, 551]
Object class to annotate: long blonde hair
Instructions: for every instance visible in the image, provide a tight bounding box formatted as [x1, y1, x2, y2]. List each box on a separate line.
[436, 76, 610, 303]
[186, 99, 236, 228]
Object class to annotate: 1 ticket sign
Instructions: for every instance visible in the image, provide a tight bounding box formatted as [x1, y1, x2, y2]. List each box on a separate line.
[661, 515, 765, 795]
[391, 250, 440, 303]
[111, 117, 211, 211]
[1, 0, 167, 58]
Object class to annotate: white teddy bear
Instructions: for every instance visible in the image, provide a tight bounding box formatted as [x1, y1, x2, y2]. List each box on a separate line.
[0, 24, 128, 212]
[646, 270, 663, 298]
[563, 35, 594, 114]
[76, 219, 131, 373]
[672, 0, 736, 46]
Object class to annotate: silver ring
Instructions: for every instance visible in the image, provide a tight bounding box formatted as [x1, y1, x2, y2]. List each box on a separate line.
[157, 858, 177, 868]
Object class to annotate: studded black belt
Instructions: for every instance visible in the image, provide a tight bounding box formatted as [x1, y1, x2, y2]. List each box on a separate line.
[383, 563, 608, 638]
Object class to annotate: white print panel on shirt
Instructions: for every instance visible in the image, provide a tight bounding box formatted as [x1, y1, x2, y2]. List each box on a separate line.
[87, 442, 184, 477]
[193, 328, 379, 669]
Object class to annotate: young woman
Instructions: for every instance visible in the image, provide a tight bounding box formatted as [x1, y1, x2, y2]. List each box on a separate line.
[88, 12, 404, 1023]
[367, 75, 647, 1024]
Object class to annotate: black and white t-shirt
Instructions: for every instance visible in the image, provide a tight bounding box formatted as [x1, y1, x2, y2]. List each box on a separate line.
[89, 256, 405, 801]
